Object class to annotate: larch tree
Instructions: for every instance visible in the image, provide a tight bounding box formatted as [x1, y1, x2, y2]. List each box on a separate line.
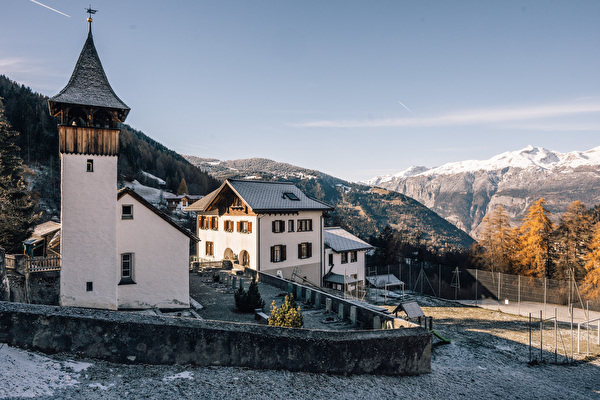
[514, 198, 553, 277]
[582, 223, 600, 299]
[177, 177, 188, 195]
[553, 201, 592, 280]
[0, 109, 37, 253]
[477, 205, 516, 273]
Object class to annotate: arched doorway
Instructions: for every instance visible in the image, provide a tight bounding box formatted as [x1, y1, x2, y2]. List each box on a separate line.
[223, 248, 234, 260]
[240, 250, 250, 267]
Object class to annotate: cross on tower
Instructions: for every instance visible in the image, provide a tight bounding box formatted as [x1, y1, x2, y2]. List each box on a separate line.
[86, 6, 97, 31]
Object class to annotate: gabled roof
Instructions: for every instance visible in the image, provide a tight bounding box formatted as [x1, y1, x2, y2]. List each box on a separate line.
[118, 188, 199, 242]
[186, 179, 334, 213]
[49, 30, 130, 118]
[324, 227, 373, 252]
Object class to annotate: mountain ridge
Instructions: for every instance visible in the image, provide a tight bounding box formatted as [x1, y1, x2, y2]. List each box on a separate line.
[183, 155, 476, 251]
[364, 145, 600, 238]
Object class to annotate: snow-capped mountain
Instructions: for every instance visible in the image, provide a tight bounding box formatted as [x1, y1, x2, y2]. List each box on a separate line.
[364, 146, 600, 238]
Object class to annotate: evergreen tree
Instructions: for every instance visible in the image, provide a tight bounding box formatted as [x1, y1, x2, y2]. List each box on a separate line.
[514, 198, 553, 277]
[582, 223, 600, 299]
[233, 277, 265, 312]
[177, 177, 189, 195]
[0, 110, 37, 253]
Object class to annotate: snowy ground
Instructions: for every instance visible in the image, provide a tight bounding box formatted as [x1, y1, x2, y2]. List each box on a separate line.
[2, 295, 599, 399]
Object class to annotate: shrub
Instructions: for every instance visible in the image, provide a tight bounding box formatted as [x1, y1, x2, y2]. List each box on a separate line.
[234, 277, 265, 313]
[268, 294, 303, 328]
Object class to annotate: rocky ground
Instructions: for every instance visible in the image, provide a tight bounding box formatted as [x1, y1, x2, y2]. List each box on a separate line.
[1, 275, 599, 399]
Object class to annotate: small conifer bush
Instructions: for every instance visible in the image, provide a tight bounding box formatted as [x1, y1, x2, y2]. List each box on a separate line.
[268, 294, 303, 328]
[234, 277, 265, 313]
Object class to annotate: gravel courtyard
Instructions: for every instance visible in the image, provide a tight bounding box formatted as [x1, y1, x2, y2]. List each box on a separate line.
[1, 274, 599, 399]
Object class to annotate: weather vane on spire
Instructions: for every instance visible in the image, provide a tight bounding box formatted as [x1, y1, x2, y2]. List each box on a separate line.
[86, 6, 97, 31]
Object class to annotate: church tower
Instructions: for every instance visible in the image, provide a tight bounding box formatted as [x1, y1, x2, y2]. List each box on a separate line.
[48, 11, 129, 309]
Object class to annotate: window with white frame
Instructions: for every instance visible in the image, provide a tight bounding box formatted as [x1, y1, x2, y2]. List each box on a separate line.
[121, 204, 133, 220]
[119, 253, 135, 284]
[237, 220, 252, 233]
[288, 220, 295, 232]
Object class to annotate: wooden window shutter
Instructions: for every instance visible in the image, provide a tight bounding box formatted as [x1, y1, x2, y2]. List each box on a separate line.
[270, 246, 275, 262]
[237, 221, 241, 232]
[272, 221, 276, 232]
[298, 243, 302, 259]
[308, 242, 312, 258]
[282, 245, 286, 261]
[248, 222, 252, 233]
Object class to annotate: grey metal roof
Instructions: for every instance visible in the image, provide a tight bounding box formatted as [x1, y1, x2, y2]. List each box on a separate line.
[323, 273, 358, 285]
[186, 179, 333, 213]
[324, 227, 373, 252]
[228, 179, 333, 212]
[49, 31, 130, 115]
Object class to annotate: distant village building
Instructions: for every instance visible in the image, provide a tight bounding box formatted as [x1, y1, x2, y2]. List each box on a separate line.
[323, 227, 373, 292]
[23, 221, 61, 258]
[186, 179, 334, 285]
[48, 14, 194, 310]
[164, 193, 203, 212]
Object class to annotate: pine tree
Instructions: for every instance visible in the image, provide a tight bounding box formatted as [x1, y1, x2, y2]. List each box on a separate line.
[0, 109, 37, 253]
[582, 223, 600, 299]
[514, 198, 553, 277]
[233, 277, 265, 313]
[177, 177, 188, 195]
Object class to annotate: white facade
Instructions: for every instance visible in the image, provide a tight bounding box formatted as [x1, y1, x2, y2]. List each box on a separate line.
[324, 247, 367, 285]
[60, 154, 119, 310]
[189, 180, 333, 286]
[117, 192, 190, 309]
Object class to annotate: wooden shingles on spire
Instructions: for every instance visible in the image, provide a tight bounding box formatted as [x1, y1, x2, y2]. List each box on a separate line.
[48, 29, 130, 123]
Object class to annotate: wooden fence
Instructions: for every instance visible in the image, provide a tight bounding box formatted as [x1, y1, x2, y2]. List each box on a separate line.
[5, 255, 61, 273]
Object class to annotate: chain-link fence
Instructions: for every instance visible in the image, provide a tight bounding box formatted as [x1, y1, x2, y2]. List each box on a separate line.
[366, 262, 600, 315]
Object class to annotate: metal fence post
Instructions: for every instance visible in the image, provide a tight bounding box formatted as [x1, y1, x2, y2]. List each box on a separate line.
[554, 307, 557, 364]
[539, 310, 543, 362]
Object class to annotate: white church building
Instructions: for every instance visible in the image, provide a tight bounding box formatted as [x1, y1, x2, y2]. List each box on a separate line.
[48, 15, 195, 310]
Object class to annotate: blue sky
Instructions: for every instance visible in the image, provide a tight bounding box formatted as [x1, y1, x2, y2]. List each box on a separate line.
[2, 1, 600, 182]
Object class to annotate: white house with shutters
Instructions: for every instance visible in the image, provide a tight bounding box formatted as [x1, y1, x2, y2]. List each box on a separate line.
[186, 179, 334, 286]
[323, 227, 373, 292]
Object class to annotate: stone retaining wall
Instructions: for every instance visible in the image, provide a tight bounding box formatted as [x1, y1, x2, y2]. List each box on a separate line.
[0, 301, 431, 375]
[251, 270, 415, 329]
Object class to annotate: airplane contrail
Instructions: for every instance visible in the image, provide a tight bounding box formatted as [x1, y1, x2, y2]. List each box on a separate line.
[398, 101, 413, 115]
[30, 0, 71, 17]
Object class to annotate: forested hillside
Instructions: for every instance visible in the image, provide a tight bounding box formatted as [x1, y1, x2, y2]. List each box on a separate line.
[185, 156, 476, 251]
[0, 75, 220, 218]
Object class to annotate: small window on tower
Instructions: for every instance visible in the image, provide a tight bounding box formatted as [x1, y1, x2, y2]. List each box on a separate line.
[86, 159, 94, 172]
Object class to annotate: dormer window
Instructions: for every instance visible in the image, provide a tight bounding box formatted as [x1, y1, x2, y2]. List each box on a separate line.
[283, 192, 300, 201]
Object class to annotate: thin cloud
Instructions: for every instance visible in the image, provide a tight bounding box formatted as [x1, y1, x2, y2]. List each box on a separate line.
[30, 0, 71, 18]
[294, 101, 600, 129]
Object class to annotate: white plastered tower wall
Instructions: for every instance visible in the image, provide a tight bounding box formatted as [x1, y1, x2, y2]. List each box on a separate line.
[60, 154, 118, 309]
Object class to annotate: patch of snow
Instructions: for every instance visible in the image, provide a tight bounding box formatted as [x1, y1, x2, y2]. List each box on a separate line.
[141, 171, 166, 185]
[163, 371, 194, 381]
[0, 343, 84, 398]
[88, 382, 116, 390]
[123, 180, 165, 206]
